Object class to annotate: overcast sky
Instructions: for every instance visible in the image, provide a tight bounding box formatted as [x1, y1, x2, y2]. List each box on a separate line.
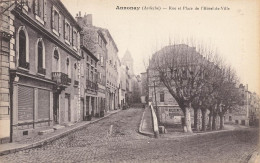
[62, 0, 259, 94]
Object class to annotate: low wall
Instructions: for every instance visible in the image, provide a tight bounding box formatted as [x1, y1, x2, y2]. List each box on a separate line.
[150, 105, 159, 138]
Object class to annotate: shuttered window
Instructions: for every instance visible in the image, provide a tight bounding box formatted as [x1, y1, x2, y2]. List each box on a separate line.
[18, 86, 34, 121]
[38, 89, 50, 119]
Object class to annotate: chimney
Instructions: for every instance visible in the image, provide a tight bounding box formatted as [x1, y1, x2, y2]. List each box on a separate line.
[84, 14, 92, 26]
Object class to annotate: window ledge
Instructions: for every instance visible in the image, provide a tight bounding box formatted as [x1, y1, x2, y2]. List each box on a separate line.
[37, 73, 45, 77]
[52, 29, 59, 36]
[18, 66, 29, 72]
[35, 15, 45, 25]
[73, 46, 77, 51]
[65, 39, 71, 45]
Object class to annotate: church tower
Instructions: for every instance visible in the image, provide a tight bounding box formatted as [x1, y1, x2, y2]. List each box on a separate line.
[121, 50, 134, 75]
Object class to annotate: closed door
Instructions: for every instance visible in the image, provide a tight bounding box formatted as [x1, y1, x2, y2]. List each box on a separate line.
[65, 95, 71, 122]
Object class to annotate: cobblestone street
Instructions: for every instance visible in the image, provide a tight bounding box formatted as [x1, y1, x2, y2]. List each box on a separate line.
[0, 107, 259, 163]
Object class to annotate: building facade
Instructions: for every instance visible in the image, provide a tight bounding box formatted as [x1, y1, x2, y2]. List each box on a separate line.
[80, 44, 99, 119]
[102, 29, 119, 111]
[7, 0, 81, 141]
[225, 84, 260, 126]
[0, 0, 14, 143]
[140, 72, 148, 104]
[121, 50, 134, 105]
[76, 13, 107, 114]
[147, 45, 198, 125]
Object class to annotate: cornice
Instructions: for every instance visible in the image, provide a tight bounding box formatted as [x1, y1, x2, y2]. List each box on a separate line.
[10, 69, 56, 85]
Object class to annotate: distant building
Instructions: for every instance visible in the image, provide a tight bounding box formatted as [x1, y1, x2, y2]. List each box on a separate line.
[140, 72, 148, 104]
[121, 50, 138, 105]
[147, 45, 200, 125]
[80, 44, 99, 119]
[102, 29, 119, 111]
[225, 84, 260, 126]
[119, 64, 128, 106]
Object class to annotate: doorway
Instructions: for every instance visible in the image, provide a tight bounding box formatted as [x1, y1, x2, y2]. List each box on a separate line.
[65, 94, 71, 122]
[53, 93, 59, 124]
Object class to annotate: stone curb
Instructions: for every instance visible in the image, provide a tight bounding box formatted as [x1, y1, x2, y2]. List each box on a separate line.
[0, 110, 120, 156]
[162, 126, 254, 139]
[138, 107, 154, 138]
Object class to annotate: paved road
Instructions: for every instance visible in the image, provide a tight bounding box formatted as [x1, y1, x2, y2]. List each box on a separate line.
[0, 108, 258, 163]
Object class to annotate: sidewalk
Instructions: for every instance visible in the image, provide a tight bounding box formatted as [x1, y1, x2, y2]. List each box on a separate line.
[0, 110, 120, 156]
[139, 106, 154, 137]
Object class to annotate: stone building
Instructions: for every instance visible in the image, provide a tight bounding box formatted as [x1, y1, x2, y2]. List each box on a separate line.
[79, 44, 99, 119]
[121, 50, 134, 104]
[76, 13, 107, 114]
[119, 64, 127, 106]
[140, 72, 148, 104]
[5, 0, 81, 141]
[0, 0, 14, 143]
[147, 45, 198, 125]
[225, 84, 260, 126]
[102, 29, 119, 111]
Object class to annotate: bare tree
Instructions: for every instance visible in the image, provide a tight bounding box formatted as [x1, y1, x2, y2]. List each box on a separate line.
[213, 66, 241, 130]
[149, 43, 216, 133]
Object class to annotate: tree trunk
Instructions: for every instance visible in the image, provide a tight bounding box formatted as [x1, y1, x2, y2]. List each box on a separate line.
[212, 113, 217, 130]
[194, 108, 198, 131]
[184, 105, 193, 133]
[219, 113, 225, 130]
[202, 109, 207, 131]
[197, 108, 202, 131]
[209, 111, 212, 131]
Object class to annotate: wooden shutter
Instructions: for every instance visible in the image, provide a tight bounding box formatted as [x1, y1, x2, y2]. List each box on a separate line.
[38, 89, 50, 119]
[51, 7, 54, 29]
[64, 20, 66, 39]
[43, 0, 47, 22]
[70, 26, 72, 43]
[18, 85, 34, 121]
[59, 14, 62, 35]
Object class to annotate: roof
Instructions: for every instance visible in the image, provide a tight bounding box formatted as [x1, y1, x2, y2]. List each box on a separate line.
[55, 0, 81, 31]
[102, 29, 118, 52]
[80, 45, 99, 62]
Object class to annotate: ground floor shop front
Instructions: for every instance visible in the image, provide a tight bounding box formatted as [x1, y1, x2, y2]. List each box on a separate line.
[9, 71, 80, 142]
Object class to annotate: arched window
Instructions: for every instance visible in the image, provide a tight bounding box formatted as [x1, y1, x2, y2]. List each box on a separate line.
[74, 63, 77, 81]
[17, 26, 29, 69]
[66, 58, 71, 78]
[37, 39, 46, 75]
[38, 41, 43, 68]
[19, 30, 27, 68]
[53, 48, 60, 72]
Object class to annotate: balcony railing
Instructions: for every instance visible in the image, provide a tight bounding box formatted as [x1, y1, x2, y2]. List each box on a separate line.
[86, 80, 98, 91]
[52, 72, 69, 86]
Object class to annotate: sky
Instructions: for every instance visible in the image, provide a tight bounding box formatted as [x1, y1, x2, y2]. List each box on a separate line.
[62, 0, 259, 94]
